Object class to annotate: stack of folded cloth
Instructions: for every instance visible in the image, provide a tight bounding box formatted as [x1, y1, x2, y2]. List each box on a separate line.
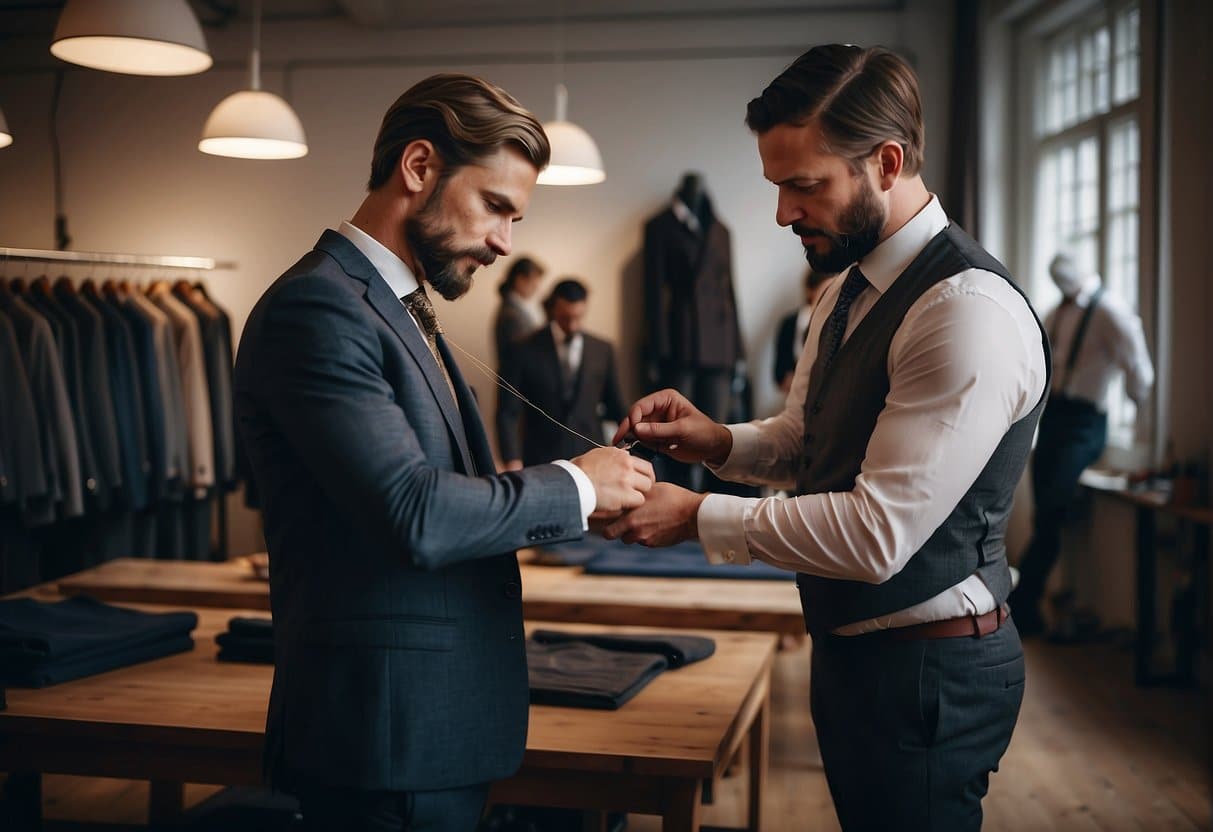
[582, 536, 794, 580]
[0, 596, 197, 688]
[526, 629, 716, 710]
[215, 616, 274, 664]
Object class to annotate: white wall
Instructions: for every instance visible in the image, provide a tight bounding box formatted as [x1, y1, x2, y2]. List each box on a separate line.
[0, 2, 956, 554]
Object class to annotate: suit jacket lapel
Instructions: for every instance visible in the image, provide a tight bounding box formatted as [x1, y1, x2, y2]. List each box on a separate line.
[313, 231, 476, 474]
[437, 335, 494, 476]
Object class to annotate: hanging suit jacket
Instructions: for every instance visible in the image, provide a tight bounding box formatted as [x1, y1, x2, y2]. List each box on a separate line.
[24, 281, 105, 511]
[53, 279, 124, 506]
[83, 282, 151, 512]
[496, 326, 626, 466]
[643, 200, 743, 371]
[0, 307, 47, 515]
[0, 285, 82, 521]
[234, 230, 584, 793]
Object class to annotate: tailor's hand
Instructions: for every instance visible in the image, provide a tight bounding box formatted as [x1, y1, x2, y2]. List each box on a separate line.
[572, 447, 655, 514]
[602, 482, 707, 547]
[611, 389, 733, 466]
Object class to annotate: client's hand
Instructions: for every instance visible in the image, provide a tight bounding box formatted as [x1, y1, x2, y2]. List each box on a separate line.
[572, 447, 655, 514]
[602, 482, 706, 547]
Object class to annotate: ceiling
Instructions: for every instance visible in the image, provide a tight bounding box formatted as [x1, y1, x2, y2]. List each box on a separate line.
[0, 0, 903, 37]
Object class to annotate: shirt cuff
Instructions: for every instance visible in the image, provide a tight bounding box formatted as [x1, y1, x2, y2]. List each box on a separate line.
[552, 459, 594, 531]
[697, 493, 755, 565]
[706, 423, 762, 478]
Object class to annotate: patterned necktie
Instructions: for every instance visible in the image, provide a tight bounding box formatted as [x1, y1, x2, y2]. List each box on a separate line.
[817, 266, 871, 369]
[401, 285, 457, 401]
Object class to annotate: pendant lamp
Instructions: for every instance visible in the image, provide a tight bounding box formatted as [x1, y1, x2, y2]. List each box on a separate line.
[198, 0, 307, 160]
[0, 107, 11, 149]
[537, 83, 605, 186]
[51, 0, 212, 76]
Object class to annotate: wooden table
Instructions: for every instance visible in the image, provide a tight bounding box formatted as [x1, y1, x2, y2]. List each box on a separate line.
[0, 601, 775, 831]
[1080, 471, 1212, 686]
[58, 556, 808, 642]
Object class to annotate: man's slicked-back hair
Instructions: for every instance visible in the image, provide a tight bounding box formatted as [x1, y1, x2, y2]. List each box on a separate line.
[745, 44, 925, 176]
[367, 73, 551, 191]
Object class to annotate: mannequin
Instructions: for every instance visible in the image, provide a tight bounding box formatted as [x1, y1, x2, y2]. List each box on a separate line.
[643, 174, 745, 491]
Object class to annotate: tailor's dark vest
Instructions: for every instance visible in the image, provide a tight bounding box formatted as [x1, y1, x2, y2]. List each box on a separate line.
[795, 224, 1051, 638]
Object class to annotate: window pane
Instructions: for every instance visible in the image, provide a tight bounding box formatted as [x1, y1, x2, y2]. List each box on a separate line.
[1114, 5, 1140, 103]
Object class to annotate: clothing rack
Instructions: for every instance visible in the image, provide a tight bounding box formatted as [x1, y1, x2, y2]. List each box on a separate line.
[1, 244, 238, 565]
[0, 246, 237, 272]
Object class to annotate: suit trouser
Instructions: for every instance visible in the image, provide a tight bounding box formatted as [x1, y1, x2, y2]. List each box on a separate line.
[810, 620, 1025, 832]
[1013, 396, 1108, 613]
[298, 782, 489, 832]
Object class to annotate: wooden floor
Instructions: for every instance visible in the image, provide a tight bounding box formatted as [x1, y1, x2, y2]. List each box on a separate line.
[20, 637, 1211, 830]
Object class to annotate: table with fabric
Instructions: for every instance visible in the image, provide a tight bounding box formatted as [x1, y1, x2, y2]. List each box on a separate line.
[0, 591, 776, 831]
[57, 555, 808, 642]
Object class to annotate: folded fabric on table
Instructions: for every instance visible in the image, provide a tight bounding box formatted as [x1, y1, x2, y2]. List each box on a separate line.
[584, 538, 794, 580]
[215, 616, 274, 664]
[530, 629, 715, 669]
[526, 640, 668, 710]
[529, 538, 603, 567]
[0, 596, 197, 688]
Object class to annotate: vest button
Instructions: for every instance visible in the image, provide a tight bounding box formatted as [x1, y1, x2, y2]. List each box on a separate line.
[503, 581, 522, 599]
[811, 402, 823, 415]
[805, 434, 815, 444]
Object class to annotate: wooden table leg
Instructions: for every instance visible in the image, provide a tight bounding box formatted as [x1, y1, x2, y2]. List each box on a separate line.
[661, 778, 702, 832]
[1135, 505, 1157, 685]
[148, 780, 185, 825]
[747, 691, 770, 832]
[2, 772, 41, 831]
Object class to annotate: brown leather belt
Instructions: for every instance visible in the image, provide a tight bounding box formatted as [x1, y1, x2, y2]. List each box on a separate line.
[884, 604, 1011, 642]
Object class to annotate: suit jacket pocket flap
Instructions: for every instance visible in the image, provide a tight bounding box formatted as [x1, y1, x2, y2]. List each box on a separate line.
[303, 616, 455, 652]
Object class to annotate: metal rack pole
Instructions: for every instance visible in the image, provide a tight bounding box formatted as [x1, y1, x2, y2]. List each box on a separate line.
[0, 246, 237, 271]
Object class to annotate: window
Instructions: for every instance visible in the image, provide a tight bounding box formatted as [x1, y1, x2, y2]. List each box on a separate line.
[1026, 1, 1145, 452]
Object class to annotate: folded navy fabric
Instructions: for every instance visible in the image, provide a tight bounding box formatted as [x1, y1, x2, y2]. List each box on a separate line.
[225, 616, 273, 639]
[584, 538, 794, 581]
[0, 596, 197, 688]
[530, 629, 715, 669]
[526, 639, 668, 710]
[6, 634, 195, 687]
[215, 632, 274, 664]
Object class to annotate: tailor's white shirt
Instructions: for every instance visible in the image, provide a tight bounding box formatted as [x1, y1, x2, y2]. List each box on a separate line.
[696, 197, 1048, 634]
[1044, 274, 1154, 410]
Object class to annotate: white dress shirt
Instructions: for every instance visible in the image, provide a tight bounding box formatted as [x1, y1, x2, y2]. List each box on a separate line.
[552, 322, 584, 375]
[793, 303, 814, 361]
[337, 221, 596, 527]
[697, 197, 1048, 634]
[1045, 274, 1154, 409]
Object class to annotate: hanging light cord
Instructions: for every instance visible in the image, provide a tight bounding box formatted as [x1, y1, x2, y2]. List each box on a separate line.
[50, 69, 70, 251]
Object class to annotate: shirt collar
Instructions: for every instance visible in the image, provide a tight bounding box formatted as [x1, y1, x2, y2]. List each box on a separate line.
[1072, 274, 1102, 307]
[671, 198, 702, 234]
[551, 321, 581, 346]
[853, 194, 948, 295]
[338, 220, 420, 299]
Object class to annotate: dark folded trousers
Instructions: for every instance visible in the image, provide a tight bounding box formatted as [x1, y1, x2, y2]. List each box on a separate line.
[584, 539, 793, 580]
[215, 616, 274, 663]
[0, 596, 197, 687]
[526, 640, 668, 709]
[530, 629, 715, 668]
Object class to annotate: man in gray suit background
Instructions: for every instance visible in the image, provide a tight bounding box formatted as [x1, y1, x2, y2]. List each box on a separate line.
[234, 73, 653, 831]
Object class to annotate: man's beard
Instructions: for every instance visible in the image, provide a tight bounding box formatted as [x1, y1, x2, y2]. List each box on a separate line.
[404, 181, 497, 301]
[793, 178, 886, 274]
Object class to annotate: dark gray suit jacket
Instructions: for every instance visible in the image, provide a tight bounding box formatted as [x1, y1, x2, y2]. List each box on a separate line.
[496, 327, 625, 466]
[493, 293, 539, 370]
[234, 230, 583, 793]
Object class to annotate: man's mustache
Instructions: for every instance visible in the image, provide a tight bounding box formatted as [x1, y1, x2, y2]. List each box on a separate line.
[792, 225, 845, 246]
